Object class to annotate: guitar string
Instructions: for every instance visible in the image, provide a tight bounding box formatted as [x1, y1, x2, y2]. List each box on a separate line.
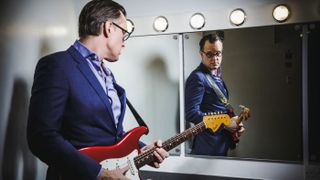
[134, 121, 205, 166]
[134, 114, 234, 166]
[135, 121, 205, 163]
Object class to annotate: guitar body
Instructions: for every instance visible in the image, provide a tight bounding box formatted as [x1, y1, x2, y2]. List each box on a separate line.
[79, 126, 148, 179]
[99, 150, 139, 179]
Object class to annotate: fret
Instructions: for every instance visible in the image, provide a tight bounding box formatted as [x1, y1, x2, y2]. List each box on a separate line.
[134, 121, 208, 169]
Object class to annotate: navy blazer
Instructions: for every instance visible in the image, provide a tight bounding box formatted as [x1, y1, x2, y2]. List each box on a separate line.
[27, 46, 127, 179]
[185, 63, 232, 156]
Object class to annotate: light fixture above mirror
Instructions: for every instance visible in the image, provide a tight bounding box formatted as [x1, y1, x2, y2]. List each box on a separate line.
[153, 16, 169, 32]
[230, 8, 246, 26]
[126, 19, 135, 34]
[189, 13, 206, 30]
[273, 4, 290, 22]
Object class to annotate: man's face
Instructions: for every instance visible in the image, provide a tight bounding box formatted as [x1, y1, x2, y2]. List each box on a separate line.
[105, 12, 127, 62]
[200, 40, 223, 71]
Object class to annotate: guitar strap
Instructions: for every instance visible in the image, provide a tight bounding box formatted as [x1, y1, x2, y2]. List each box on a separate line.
[204, 73, 234, 113]
[101, 65, 149, 132]
[126, 98, 149, 133]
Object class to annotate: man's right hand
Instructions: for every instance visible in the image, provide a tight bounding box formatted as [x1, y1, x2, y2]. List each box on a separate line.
[224, 116, 238, 133]
[98, 166, 129, 180]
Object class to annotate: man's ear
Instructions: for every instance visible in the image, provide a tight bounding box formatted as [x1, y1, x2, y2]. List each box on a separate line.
[103, 21, 112, 38]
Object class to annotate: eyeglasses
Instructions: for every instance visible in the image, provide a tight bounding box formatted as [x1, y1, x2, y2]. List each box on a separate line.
[112, 22, 131, 41]
[201, 50, 222, 58]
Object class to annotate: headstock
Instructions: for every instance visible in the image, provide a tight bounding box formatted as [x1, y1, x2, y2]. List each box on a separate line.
[238, 105, 251, 122]
[203, 113, 230, 133]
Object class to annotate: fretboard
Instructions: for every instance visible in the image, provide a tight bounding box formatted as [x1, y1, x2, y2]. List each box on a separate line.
[134, 121, 206, 169]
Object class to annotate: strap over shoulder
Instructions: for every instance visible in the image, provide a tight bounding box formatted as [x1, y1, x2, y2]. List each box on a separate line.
[204, 73, 234, 113]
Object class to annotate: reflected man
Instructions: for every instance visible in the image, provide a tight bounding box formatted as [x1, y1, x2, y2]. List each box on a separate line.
[185, 34, 245, 156]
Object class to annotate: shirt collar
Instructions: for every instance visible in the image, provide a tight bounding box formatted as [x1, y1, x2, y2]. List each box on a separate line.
[199, 62, 222, 78]
[73, 40, 112, 76]
[73, 40, 99, 61]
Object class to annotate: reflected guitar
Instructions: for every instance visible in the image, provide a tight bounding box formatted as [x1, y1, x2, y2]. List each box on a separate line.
[79, 114, 230, 179]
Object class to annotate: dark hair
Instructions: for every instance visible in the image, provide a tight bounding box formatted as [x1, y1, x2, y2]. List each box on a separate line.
[199, 34, 223, 51]
[78, 0, 126, 38]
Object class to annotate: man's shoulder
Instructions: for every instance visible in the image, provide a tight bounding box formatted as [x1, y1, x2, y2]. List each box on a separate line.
[39, 46, 75, 65]
[185, 68, 207, 87]
[188, 68, 206, 79]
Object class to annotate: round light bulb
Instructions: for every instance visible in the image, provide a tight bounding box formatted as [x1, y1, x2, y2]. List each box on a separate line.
[273, 5, 290, 22]
[190, 13, 205, 30]
[126, 19, 135, 33]
[230, 9, 246, 26]
[153, 16, 168, 32]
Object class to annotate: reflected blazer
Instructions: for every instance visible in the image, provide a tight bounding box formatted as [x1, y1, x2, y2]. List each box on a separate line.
[27, 46, 127, 180]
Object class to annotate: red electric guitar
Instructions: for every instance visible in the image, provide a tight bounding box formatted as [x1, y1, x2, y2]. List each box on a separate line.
[79, 113, 238, 179]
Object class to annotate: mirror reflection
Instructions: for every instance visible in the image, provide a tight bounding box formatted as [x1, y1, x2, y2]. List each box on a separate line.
[184, 24, 303, 161]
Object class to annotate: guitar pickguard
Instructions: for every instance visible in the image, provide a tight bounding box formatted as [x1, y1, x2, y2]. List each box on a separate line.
[100, 149, 140, 180]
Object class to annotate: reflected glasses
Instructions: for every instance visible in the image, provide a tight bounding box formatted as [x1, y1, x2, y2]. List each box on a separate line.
[112, 22, 132, 41]
[201, 51, 223, 58]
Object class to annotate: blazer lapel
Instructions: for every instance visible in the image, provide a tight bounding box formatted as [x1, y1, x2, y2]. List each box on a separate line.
[67, 46, 116, 126]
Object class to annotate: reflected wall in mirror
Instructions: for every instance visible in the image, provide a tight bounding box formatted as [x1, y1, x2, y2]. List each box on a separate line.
[184, 24, 303, 161]
[108, 34, 181, 155]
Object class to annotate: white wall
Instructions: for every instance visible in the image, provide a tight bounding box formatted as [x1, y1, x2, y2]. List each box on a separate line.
[0, 0, 79, 179]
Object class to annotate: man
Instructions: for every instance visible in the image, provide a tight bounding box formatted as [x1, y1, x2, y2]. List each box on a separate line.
[27, 0, 168, 179]
[185, 34, 245, 156]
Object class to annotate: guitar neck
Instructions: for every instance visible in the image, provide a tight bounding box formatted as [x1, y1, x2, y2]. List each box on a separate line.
[134, 121, 206, 169]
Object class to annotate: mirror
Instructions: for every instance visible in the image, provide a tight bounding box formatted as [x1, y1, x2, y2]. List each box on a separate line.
[184, 24, 304, 161]
[110, 22, 319, 162]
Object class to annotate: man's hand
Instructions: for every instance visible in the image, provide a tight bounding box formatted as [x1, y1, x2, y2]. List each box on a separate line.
[140, 140, 169, 168]
[224, 116, 239, 133]
[237, 122, 245, 135]
[98, 166, 129, 180]
[225, 116, 246, 136]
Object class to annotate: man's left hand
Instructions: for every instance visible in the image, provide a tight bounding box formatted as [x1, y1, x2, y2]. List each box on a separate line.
[140, 140, 169, 168]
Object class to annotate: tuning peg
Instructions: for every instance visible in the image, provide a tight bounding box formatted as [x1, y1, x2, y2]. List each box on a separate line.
[204, 112, 207, 116]
[239, 105, 245, 109]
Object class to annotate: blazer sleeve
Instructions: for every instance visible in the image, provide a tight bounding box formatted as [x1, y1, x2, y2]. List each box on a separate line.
[185, 72, 205, 124]
[27, 56, 101, 180]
